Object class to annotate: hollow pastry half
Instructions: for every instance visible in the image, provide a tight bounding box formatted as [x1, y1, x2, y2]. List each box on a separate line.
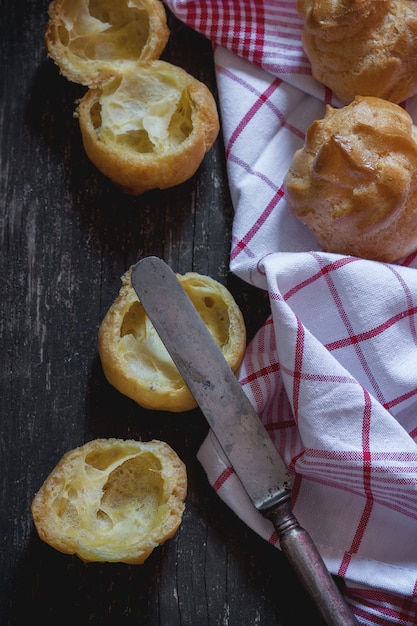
[45, 0, 170, 87]
[284, 96, 417, 262]
[98, 267, 246, 412]
[297, 0, 417, 104]
[76, 60, 220, 195]
[31, 438, 187, 564]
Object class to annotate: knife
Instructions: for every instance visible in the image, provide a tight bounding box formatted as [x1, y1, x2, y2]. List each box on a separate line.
[131, 256, 359, 626]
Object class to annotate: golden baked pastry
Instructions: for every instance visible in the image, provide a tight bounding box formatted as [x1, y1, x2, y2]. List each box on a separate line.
[44, 0, 219, 194]
[45, 0, 170, 87]
[297, 0, 417, 104]
[31, 438, 187, 564]
[98, 267, 246, 412]
[77, 60, 220, 195]
[284, 96, 417, 262]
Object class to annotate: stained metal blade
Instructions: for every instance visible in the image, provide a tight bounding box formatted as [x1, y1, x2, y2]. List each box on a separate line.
[131, 257, 360, 626]
[131, 256, 292, 510]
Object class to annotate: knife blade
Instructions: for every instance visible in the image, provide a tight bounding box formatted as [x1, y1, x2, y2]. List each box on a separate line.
[131, 256, 359, 626]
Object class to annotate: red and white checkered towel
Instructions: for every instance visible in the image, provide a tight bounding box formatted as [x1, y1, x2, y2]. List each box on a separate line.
[165, 2, 417, 623]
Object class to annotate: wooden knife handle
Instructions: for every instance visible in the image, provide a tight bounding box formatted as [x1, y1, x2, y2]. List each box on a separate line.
[263, 498, 359, 626]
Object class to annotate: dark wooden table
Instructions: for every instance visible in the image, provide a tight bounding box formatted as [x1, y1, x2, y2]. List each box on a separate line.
[1, 2, 327, 624]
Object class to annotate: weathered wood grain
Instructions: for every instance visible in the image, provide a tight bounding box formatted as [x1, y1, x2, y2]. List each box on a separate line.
[0, 1, 326, 624]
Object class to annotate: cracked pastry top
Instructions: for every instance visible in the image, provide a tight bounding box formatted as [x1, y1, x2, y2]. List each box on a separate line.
[297, 0, 417, 104]
[284, 96, 417, 262]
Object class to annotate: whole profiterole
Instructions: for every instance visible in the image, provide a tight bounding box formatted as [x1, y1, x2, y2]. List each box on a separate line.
[284, 96, 417, 263]
[297, 0, 417, 104]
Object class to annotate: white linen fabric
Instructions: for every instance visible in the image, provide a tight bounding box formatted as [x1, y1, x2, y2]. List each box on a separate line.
[164, 2, 417, 623]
